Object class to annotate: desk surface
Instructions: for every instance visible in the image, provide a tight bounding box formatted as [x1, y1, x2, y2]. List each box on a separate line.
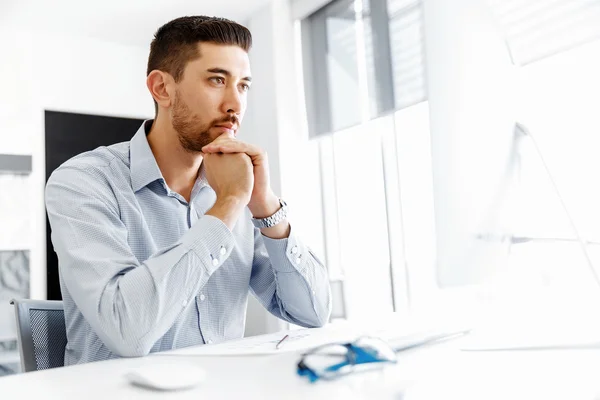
[1, 323, 600, 400]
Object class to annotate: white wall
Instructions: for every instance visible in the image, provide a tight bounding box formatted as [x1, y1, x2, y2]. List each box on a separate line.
[0, 28, 152, 338]
[290, 0, 329, 20]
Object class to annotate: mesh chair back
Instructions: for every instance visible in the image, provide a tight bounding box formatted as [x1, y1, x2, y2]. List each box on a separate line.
[10, 299, 67, 372]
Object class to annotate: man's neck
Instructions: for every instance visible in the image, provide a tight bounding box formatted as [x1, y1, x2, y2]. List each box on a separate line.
[146, 115, 202, 202]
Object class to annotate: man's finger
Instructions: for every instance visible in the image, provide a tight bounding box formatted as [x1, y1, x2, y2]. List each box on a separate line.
[202, 143, 239, 153]
[203, 141, 260, 156]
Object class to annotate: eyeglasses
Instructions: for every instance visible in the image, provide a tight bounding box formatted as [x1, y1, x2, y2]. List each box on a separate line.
[296, 336, 397, 383]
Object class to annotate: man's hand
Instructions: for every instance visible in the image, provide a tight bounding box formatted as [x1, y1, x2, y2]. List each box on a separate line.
[202, 133, 289, 238]
[203, 151, 254, 230]
[202, 134, 278, 218]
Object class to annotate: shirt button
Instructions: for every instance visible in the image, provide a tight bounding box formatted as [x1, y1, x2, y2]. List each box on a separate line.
[295, 256, 302, 264]
[212, 258, 219, 267]
[200, 294, 206, 301]
[207, 339, 213, 344]
[291, 245, 298, 255]
[182, 299, 188, 307]
[220, 246, 227, 256]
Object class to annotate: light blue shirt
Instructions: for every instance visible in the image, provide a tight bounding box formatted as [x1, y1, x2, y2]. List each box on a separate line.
[45, 120, 331, 365]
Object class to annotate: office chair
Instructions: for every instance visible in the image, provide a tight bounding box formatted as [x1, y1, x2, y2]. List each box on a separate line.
[9, 299, 67, 372]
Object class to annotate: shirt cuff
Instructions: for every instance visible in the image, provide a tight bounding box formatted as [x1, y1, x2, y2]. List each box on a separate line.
[183, 214, 236, 274]
[262, 225, 308, 274]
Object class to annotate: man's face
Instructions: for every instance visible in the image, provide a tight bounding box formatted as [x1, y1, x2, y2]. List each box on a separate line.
[170, 42, 252, 152]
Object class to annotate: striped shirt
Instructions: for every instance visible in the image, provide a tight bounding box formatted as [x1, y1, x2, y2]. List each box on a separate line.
[45, 120, 331, 365]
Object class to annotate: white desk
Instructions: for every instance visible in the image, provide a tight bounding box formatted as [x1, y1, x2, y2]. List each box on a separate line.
[1, 322, 600, 399]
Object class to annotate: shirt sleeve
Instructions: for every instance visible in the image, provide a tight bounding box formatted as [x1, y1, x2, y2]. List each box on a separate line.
[248, 224, 332, 328]
[46, 165, 235, 357]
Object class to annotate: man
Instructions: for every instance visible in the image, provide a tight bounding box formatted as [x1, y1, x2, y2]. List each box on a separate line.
[45, 16, 331, 365]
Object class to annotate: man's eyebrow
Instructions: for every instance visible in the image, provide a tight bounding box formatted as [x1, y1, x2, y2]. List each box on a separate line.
[206, 68, 252, 82]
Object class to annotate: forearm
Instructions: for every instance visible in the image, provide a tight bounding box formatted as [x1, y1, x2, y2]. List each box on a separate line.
[59, 215, 234, 357]
[269, 257, 332, 327]
[251, 227, 332, 327]
[206, 196, 247, 230]
[91, 245, 208, 356]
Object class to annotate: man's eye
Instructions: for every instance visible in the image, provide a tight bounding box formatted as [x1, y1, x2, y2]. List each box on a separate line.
[211, 77, 225, 84]
[240, 83, 250, 92]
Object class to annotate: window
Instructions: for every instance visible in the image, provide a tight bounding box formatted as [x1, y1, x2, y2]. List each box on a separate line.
[301, 0, 428, 319]
[303, 0, 363, 134]
[387, 0, 426, 110]
[303, 0, 426, 137]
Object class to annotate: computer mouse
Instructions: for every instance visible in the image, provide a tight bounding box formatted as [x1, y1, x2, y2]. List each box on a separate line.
[125, 361, 206, 391]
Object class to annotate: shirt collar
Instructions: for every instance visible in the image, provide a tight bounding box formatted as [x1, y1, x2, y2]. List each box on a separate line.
[130, 120, 165, 192]
[129, 120, 211, 194]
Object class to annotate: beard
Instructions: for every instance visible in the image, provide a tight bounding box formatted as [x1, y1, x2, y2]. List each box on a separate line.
[171, 90, 238, 153]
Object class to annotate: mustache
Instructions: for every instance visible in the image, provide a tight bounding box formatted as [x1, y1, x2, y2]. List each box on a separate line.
[213, 115, 239, 127]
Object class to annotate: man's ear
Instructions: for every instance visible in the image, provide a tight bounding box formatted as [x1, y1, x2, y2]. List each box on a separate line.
[147, 70, 174, 109]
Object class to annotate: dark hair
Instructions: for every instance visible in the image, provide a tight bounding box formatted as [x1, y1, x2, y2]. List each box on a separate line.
[147, 16, 252, 113]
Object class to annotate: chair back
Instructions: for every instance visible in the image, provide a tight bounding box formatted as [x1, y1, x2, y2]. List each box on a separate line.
[9, 299, 66, 372]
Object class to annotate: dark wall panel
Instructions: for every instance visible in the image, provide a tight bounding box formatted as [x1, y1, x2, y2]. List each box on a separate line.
[45, 111, 145, 300]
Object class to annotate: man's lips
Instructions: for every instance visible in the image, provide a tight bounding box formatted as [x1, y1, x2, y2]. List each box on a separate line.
[214, 123, 236, 130]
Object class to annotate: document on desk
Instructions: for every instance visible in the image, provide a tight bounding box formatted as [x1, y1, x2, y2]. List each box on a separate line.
[161, 321, 471, 357]
[164, 326, 357, 356]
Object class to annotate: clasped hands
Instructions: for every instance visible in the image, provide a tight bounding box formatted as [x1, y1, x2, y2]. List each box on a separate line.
[201, 132, 279, 220]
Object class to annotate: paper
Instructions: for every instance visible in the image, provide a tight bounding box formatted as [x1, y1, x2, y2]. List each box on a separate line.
[157, 314, 473, 357]
[163, 326, 359, 356]
[159, 319, 473, 357]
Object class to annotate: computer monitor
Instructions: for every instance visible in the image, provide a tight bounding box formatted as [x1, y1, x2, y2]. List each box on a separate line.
[425, 1, 519, 288]
[427, 34, 600, 290]
[431, 118, 600, 289]
[431, 119, 519, 288]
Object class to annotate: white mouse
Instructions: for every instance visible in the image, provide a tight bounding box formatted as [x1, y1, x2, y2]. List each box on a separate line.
[125, 361, 206, 391]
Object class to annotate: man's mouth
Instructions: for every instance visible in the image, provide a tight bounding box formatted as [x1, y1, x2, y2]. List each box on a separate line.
[213, 123, 237, 136]
[214, 123, 236, 130]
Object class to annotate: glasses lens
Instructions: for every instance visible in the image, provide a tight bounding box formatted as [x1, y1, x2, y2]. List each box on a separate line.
[353, 337, 397, 362]
[302, 344, 352, 379]
[300, 338, 397, 381]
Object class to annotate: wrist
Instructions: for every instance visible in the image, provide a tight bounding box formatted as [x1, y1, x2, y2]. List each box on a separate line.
[248, 193, 280, 218]
[206, 195, 247, 230]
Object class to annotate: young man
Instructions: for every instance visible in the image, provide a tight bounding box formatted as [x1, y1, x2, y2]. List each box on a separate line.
[46, 16, 331, 365]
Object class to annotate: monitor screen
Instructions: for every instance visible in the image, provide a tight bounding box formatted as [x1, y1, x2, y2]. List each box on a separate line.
[424, 0, 518, 288]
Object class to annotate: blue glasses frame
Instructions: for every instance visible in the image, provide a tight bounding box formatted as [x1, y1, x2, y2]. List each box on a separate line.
[297, 338, 397, 383]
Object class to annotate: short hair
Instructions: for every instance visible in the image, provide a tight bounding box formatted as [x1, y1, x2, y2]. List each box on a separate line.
[147, 16, 252, 113]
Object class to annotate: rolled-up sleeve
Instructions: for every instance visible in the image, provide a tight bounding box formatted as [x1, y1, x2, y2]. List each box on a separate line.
[46, 165, 235, 357]
[249, 225, 332, 328]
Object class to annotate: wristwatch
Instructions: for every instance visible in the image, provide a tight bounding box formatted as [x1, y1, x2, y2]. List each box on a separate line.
[251, 198, 288, 229]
